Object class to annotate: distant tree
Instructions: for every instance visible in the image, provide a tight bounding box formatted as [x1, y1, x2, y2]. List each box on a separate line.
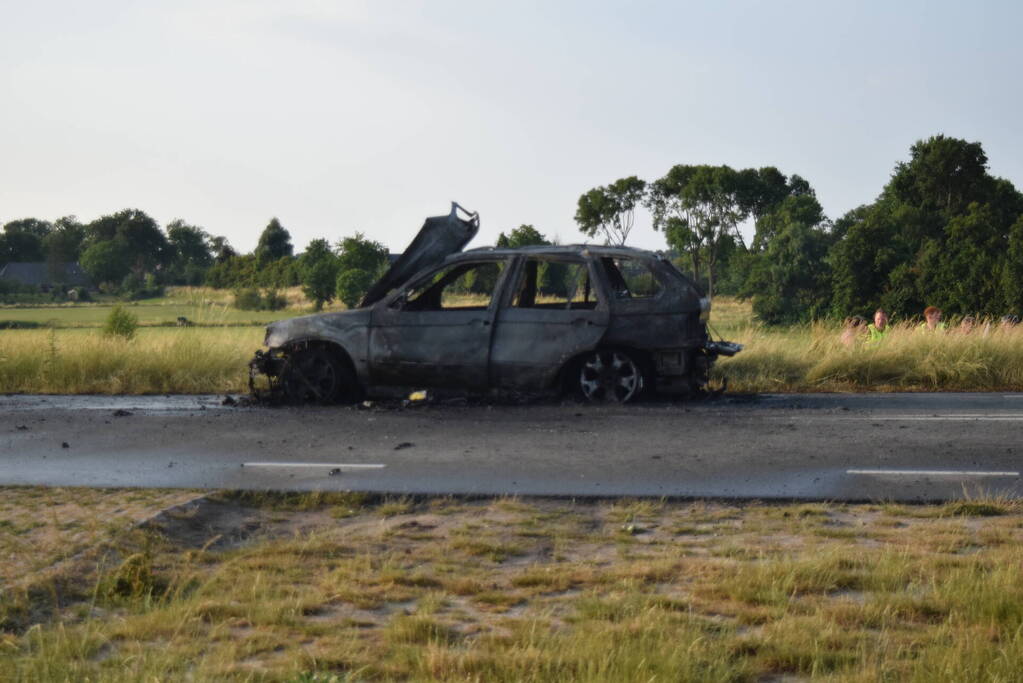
[742, 219, 834, 325]
[80, 240, 131, 287]
[825, 135, 1023, 319]
[575, 176, 646, 246]
[337, 233, 388, 274]
[751, 192, 826, 252]
[255, 218, 293, 265]
[497, 224, 549, 248]
[647, 165, 750, 296]
[1002, 216, 1023, 314]
[166, 219, 214, 285]
[887, 134, 990, 216]
[335, 233, 388, 308]
[299, 238, 340, 310]
[336, 269, 377, 309]
[42, 216, 86, 264]
[3, 218, 53, 239]
[0, 231, 45, 263]
[210, 235, 237, 263]
[85, 209, 169, 274]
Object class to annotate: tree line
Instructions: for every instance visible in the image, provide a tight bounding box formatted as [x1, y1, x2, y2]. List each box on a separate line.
[575, 134, 1023, 324]
[0, 209, 393, 309]
[4, 134, 1020, 321]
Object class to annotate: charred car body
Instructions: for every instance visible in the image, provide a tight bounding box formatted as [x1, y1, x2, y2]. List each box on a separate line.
[251, 203, 741, 403]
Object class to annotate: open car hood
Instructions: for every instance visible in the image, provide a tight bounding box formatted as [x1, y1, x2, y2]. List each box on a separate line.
[359, 202, 480, 308]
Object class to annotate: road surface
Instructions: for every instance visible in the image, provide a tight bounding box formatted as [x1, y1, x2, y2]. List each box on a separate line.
[1, 393, 1021, 501]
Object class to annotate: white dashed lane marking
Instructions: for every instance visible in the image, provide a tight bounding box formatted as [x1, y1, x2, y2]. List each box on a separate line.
[242, 462, 386, 469]
[847, 469, 1019, 477]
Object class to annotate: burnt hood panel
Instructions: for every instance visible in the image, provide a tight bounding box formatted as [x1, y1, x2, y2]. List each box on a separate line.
[359, 202, 480, 308]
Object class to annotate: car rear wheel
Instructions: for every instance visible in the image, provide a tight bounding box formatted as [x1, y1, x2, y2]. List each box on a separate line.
[577, 349, 645, 403]
[281, 347, 360, 404]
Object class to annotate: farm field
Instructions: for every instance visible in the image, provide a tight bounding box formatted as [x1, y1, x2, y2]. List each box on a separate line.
[0, 287, 330, 328]
[2, 488, 1021, 681]
[2, 292, 1023, 394]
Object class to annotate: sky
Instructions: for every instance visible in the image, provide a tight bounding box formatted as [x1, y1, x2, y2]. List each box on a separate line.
[2, 0, 1021, 254]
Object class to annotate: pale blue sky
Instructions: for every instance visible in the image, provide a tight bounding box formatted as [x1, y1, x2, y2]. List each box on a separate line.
[1, 1, 1020, 253]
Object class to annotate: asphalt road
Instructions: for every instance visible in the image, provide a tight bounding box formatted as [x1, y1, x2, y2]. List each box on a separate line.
[1, 393, 1021, 502]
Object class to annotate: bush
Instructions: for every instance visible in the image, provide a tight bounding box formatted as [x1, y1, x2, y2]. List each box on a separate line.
[233, 287, 288, 311]
[119, 272, 163, 300]
[263, 288, 288, 311]
[233, 287, 263, 311]
[103, 305, 139, 339]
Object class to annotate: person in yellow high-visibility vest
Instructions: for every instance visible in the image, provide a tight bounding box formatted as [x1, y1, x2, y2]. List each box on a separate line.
[866, 308, 889, 343]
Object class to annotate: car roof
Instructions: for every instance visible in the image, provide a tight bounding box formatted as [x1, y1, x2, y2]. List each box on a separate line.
[457, 244, 663, 260]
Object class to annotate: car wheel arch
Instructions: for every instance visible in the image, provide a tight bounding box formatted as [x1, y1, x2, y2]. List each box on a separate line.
[280, 338, 364, 400]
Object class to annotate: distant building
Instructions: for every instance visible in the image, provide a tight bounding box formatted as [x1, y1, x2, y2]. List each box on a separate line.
[0, 262, 93, 290]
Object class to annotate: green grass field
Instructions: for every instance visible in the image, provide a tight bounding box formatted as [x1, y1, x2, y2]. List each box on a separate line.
[3, 489, 1022, 681]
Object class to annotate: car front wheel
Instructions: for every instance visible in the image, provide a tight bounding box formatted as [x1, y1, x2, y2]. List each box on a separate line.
[281, 347, 360, 404]
[577, 350, 645, 403]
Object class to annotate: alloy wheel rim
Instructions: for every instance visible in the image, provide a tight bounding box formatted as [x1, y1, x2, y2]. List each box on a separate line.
[579, 351, 641, 402]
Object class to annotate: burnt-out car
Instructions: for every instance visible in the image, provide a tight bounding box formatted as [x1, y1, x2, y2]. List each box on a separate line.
[250, 203, 740, 403]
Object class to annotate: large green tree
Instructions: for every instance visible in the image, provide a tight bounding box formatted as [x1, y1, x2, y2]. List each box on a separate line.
[827, 135, 1023, 319]
[648, 165, 784, 296]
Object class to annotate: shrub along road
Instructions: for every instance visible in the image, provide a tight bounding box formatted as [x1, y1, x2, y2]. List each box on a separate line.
[1, 393, 1021, 502]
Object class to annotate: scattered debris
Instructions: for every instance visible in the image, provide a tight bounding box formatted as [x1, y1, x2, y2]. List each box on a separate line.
[394, 442, 415, 451]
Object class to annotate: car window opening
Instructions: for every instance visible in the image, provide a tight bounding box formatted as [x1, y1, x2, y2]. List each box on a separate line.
[403, 261, 505, 311]
[600, 257, 663, 299]
[513, 259, 598, 310]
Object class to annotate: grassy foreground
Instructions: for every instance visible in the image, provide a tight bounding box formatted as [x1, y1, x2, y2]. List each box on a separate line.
[3, 295, 1023, 394]
[2, 488, 1023, 681]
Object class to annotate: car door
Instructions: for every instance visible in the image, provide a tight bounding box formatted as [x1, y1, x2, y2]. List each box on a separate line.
[490, 256, 609, 391]
[369, 258, 509, 390]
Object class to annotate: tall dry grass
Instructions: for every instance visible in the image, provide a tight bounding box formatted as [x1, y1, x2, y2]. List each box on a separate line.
[717, 321, 1023, 392]
[0, 328, 260, 394]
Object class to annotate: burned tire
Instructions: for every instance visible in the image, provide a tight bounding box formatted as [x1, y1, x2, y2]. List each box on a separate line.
[577, 349, 646, 403]
[281, 347, 361, 404]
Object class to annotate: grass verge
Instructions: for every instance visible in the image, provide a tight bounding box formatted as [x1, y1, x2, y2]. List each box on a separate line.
[4, 296, 1023, 394]
[3, 489, 1023, 681]
[0, 328, 260, 394]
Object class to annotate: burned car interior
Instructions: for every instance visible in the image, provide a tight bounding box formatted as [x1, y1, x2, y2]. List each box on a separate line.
[250, 203, 741, 404]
